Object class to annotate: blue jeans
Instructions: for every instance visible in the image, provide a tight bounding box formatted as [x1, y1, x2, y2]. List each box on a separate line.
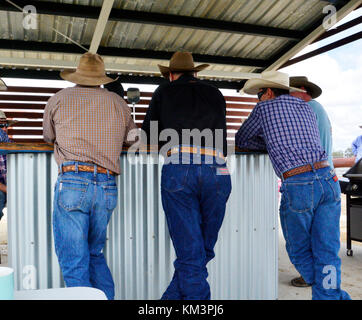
[160, 154, 232, 300]
[280, 166, 351, 300]
[0, 191, 5, 221]
[53, 161, 118, 300]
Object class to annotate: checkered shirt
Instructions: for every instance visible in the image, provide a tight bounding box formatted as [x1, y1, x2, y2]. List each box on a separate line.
[235, 94, 327, 177]
[43, 86, 138, 174]
[0, 129, 12, 185]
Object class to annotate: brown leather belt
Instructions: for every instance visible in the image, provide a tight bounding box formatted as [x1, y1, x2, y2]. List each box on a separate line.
[166, 146, 225, 161]
[282, 160, 330, 180]
[60, 164, 116, 176]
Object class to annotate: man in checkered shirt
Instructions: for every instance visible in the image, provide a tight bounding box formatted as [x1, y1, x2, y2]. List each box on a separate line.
[43, 53, 138, 300]
[235, 71, 350, 300]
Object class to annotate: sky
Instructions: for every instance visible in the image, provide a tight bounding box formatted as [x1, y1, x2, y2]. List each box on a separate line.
[281, 7, 362, 152]
[2, 7, 361, 152]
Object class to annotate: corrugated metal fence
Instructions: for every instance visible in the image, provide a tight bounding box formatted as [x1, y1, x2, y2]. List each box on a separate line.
[7, 152, 279, 299]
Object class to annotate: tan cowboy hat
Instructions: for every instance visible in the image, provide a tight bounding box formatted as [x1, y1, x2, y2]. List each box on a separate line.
[0, 79, 7, 91]
[289, 76, 322, 99]
[242, 71, 305, 95]
[158, 51, 209, 78]
[0, 110, 18, 127]
[60, 52, 117, 86]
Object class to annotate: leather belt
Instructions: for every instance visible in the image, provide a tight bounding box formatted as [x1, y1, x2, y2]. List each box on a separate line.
[166, 146, 225, 161]
[60, 164, 116, 176]
[282, 160, 330, 180]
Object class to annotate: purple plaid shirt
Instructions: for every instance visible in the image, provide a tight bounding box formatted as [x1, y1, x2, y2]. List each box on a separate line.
[0, 130, 12, 185]
[235, 94, 327, 177]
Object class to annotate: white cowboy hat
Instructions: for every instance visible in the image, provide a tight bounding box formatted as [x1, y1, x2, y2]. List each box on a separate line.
[158, 51, 209, 78]
[242, 71, 305, 95]
[0, 79, 7, 91]
[60, 52, 117, 86]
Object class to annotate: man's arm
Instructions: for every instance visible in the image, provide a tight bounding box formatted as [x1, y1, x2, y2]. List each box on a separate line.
[141, 87, 161, 147]
[43, 95, 57, 143]
[235, 104, 266, 150]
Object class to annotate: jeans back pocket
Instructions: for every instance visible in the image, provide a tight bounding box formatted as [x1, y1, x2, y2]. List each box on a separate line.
[103, 185, 118, 211]
[58, 179, 89, 212]
[161, 164, 190, 193]
[284, 181, 314, 213]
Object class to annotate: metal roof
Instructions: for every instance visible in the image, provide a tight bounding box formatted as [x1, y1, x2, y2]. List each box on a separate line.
[0, 0, 360, 89]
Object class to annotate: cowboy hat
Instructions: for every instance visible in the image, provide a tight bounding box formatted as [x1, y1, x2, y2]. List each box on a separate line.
[60, 52, 117, 86]
[289, 76, 322, 99]
[158, 51, 209, 78]
[0, 110, 18, 127]
[242, 71, 305, 95]
[0, 79, 7, 91]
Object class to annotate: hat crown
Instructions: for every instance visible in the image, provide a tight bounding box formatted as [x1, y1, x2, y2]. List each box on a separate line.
[0, 110, 6, 120]
[169, 52, 195, 70]
[260, 71, 290, 88]
[76, 53, 106, 76]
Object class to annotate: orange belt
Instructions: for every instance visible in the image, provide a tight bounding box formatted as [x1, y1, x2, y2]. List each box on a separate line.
[60, 164, 116, 176]
[166, 146, 225, 161]
[282, 160, 330, 180]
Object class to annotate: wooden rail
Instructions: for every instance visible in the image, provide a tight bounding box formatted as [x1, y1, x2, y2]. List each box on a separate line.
[0, 86, 257, 143]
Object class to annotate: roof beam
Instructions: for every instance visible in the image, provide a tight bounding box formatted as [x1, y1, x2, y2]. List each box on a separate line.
[89, 0, 114, 54]
[0, 57, 262, 80]
[0, 69, 247, 90]
[0, 40, 270, 68]
[281, 31, 362, 68]
[0, 0, 305, 40]
[264, 0, 362, 71]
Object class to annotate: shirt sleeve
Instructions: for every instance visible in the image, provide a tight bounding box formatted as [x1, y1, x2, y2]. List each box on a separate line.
[43, 95, 57, 143]
[122, 100, 139, 146]
[141, 87, 161, 146]
[235, 104, 266, 150]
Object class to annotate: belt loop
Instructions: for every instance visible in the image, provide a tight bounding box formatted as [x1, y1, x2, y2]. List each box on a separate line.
[93, 164, 97, 177]
[311, 162, 316, 172]
[107, 169, 110, 179]
[75, 162, 79, 173]
[59, 163, 63, 175]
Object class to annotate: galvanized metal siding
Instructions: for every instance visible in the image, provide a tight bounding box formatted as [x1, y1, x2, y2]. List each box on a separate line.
[7, 152, 278, 299]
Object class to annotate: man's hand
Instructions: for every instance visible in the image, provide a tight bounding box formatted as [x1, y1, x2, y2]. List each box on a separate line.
[0, 183, 7, 193]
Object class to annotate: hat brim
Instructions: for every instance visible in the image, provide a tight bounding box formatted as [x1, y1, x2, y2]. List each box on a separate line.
[0, 79, 8, 91]
[243, 78, 305, 95]
[289, 79, 322, 99]
[60, 70, 117, 86]
[158, 63, 210, 78]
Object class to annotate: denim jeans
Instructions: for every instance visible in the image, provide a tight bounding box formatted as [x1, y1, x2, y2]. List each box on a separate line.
[0, 191, 5, 221]
[160, 153, 232, 300]
[53, 161, 118, 300]
[280, 166, 351, 300]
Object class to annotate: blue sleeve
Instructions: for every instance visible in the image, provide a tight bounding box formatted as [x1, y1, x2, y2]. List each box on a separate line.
[235, 104, 266, 150]
[0, 130, 12, 143]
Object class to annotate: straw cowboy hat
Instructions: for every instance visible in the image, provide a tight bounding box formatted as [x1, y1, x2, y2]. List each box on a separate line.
[0, 79, 7, 91]
[289, 76, 322, 99]
[60, 52, 116, 86]
[158, 51, 210, 78]
[242, 71, 305, 95]
[0, 110, 18, 127]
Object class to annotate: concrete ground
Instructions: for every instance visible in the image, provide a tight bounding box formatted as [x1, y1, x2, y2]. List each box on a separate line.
[1, 198, 361, 300]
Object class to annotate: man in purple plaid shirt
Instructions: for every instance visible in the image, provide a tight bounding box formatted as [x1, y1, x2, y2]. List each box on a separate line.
[0, 110, 15, 221]
[235, 71, 350, 300]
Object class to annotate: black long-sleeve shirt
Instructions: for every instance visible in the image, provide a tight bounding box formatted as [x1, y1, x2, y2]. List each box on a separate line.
[142, 74, 228, 156]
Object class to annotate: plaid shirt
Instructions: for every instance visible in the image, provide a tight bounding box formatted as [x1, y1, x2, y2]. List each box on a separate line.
[43, 86, 138, 174]
[235, 94, 327, 177]
[0, 129, 12, 185]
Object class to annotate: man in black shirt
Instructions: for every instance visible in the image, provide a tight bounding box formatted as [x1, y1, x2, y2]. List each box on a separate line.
[142, 52, 232, 300]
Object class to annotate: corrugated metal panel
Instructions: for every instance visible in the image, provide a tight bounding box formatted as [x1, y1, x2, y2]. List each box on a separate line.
[7, 152, 279, 299]
[0, 0, 331, 77]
